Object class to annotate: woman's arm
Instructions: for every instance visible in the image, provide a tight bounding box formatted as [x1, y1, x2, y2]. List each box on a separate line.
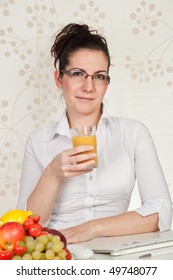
[61, 211, 159, 244]
[134, 140, 172, 232]
[26, 145, 97, 224]
[26, 166, 61, 224]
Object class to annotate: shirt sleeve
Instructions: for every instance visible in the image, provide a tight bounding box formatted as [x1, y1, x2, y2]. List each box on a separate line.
[16, 136, 43, 210]
[133, 123, 172, 231]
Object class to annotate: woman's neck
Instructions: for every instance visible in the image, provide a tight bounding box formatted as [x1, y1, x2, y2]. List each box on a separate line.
[66, 107, 102, 128]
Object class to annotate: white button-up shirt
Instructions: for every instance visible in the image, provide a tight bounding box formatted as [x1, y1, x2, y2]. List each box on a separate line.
[17, 107, 172, 231]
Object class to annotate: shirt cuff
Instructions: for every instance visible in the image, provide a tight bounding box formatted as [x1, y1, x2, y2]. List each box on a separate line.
[134, 198, 172, 232]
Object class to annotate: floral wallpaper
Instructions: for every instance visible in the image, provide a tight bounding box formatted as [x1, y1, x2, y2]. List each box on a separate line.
[0, 0, 173, 218]
[127, 1, 173, 86]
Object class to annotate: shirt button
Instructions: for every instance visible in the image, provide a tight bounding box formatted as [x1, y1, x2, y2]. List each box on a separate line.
[89, 175, 93, 180]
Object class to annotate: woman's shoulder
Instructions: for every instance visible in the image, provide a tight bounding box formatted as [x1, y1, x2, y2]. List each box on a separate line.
[108, 116, 152, 145]
[109, 116, 153, 153]
[109, 115, 149, 132]
[27, 122, 58, 142]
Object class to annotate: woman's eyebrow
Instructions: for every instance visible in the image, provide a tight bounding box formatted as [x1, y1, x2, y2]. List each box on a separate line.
[69, 68, 108, 74]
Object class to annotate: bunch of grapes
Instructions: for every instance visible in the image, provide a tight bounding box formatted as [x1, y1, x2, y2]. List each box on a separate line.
[12, 234, 71, 260]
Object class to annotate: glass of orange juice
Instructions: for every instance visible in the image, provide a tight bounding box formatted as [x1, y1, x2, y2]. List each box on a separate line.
[71, 125, 98, 167]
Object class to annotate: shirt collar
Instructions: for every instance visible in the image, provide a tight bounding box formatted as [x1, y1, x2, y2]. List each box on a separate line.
[42, 111, 70, 142]
[43, 103, 113, 142]
[100, 102, 113, 125]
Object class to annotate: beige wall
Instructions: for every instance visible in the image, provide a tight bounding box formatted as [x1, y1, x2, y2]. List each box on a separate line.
[0, 0, 173, 218]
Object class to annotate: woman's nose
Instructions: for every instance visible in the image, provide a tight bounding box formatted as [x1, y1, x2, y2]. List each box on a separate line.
[81, 76, 94, 93]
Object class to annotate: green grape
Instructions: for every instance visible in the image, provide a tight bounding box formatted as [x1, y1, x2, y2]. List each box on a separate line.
[45, 241, 53, 250]
[40, 252, 46, 260]
[58, 250, 67, 259]
[51, 241, 64, 253]
[25, 235, 35, 242]
[22, 253, 33, 260]
[36, 235, 49, 245]
[12, 255, 22, 260]
[47, 233, 53, 241]
[35, 241, 45, 252]
[14, 233, 67, 261]
[53, 256, 61, 260]
[26, 240, 35, 253]
[45, 249, 55, 260]
[52, 235, 61, 244]
[32, 250, 42, 260]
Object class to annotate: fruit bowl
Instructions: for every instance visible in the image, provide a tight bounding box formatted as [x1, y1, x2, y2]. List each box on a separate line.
[0, 209, 71, 260]
[44, 227, 67, 247]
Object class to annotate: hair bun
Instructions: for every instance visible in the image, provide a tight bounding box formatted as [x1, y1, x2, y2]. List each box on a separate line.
[60, 23, 92, 40]
[51, 22, 110, 70]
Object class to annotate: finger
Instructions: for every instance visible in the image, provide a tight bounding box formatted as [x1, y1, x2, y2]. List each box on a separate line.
[70, 160, 95, 171]
[61, 161, 94, 177]
[69, 153, 97, 164]
[66, 145, 94, 156]
[61, 168, 92, 178]
[60, 229, 79, 244]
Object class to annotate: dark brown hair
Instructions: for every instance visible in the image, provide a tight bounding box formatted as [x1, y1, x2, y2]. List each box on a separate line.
[51, 23, 110, 71]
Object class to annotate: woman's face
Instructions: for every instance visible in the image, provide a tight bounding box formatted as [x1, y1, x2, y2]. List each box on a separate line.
[54, 49, 109, 117]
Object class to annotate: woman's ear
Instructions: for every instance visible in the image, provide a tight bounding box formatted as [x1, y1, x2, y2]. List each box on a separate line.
[54, 70, 63, 89]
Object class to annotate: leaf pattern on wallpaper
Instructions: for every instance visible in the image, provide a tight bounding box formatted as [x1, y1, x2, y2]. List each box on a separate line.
[0, 0, 106, 198]
[73, 0, 106, 33]
[130, 1, 162, 36]
[126, 1, 173, 94]
[0, 1, 60, 197]
[0, 0, 15, 16]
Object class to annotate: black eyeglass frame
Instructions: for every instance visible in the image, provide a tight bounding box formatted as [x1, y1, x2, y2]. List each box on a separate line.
[60, 68, 110, 85]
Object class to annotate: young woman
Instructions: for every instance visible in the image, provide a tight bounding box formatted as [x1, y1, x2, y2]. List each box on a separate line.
[17, 23, 172, 243]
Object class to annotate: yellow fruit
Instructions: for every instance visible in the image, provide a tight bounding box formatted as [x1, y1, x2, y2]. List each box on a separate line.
[0, 209, 33, 224]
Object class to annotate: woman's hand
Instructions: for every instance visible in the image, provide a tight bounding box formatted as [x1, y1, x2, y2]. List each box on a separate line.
[46, 145, 97, 179]
[60, 220, 98, 244]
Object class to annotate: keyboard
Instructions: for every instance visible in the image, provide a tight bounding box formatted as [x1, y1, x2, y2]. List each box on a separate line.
[93, 235, 173, 256]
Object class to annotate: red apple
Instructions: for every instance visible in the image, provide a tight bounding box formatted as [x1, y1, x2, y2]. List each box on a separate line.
[0, 222, 26, 250]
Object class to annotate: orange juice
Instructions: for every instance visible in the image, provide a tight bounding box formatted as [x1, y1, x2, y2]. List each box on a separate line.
[72, 135, 98, 167]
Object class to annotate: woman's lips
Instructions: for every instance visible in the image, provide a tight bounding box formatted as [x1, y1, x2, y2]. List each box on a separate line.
[76, 96, 94, 101]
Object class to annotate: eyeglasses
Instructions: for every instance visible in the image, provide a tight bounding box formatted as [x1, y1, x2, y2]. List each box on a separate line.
[60, 68, 110, 85]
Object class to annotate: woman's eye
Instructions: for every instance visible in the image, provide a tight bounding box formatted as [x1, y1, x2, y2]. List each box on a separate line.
[71, 71, 83, 76]
[95, 74, 106, 80]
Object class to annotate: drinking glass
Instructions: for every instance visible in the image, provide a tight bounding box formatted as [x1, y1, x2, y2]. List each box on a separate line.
[70, 125, 98, 167]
